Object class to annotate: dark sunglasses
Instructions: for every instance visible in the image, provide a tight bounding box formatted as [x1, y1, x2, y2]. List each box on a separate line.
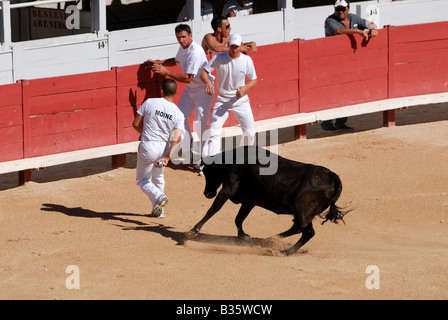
[225, 24, 231, 29]
[335, 6, 347, 12]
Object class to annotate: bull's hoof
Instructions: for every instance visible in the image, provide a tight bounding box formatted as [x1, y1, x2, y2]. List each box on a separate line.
[280, 248, 295, 256]
[238, 233, 253, 243]
[184, 229, 198, 239]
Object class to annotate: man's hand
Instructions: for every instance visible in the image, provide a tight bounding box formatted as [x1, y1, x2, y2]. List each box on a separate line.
[236, 86, 247, 98]
[360, 28, 378, 41]
[369, 28, 378, 38]
[155, 156, 170, 167]
[151, 63, 168, 76]
[205, 82, 215, 96]
[360, 30, 370, 40]
[143, 59, 161, 69]
[240, 42, 257, 54]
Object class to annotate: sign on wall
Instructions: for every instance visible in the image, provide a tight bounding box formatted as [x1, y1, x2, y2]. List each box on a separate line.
[30, 6, 87, 40]
[365, 4, 380, 29]
[30, 8, 71, 38]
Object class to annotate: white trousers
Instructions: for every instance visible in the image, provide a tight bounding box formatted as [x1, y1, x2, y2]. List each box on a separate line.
[203, 96, 256, 157]
[136, 141, 169, 206]
[178, 85, 215, 160]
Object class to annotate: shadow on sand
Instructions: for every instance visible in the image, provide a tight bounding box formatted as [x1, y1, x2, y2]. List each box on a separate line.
[40, 203, 290, 254]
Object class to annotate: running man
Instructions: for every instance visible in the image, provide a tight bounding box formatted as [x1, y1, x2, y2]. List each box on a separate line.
[133, 79, 184, 218]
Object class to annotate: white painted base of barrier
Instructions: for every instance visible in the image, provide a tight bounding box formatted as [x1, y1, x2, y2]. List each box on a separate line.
[1, 92, 447, 177]
[0, 141, 140, 175]
[221, 92, 448, 138]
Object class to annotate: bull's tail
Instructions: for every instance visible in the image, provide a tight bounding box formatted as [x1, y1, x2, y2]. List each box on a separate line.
[320, 172, 350, 225]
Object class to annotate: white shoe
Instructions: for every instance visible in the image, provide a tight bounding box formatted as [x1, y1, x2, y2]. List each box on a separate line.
[194, 163, 204, 171]
[150, 194, 168, 217]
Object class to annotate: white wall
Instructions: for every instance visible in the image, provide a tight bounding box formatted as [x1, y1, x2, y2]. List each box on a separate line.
[1, 0, 447, 85]
[377, 0, 448, 26]
[0, 49, 13, 85]
[11, 33, 109, 82]
[108, 22, 185, 67]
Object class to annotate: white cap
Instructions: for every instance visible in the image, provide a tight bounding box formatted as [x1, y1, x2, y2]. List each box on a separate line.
[334, 0, 349, 7]
[229, 34, 242, 47]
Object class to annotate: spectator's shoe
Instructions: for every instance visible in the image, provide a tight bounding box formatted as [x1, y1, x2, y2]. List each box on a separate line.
[194, 163, 204, 171]
[150, 194, 169, 218]
[334, 124, 354, 131]
[194, 163, 204, 174]
[194, 163, 204, 176]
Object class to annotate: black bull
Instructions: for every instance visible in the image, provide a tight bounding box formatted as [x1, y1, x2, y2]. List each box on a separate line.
[185, 146, 349, 255]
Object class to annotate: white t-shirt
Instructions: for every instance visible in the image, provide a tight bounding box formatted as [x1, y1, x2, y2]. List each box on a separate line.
[137, 97, 185, 142]
[222, 0, 253, 17]
[175, 41, 213, 89]
[204, 52, 257, 100]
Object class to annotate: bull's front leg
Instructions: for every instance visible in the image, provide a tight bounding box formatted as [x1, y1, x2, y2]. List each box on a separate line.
[185, 192, 229, 239]
[235, 203, 255, 241]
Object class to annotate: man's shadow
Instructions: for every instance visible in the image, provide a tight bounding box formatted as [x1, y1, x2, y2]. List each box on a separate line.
[41, 203, 148, 226]
[348, 34, 370, 52]
[40, 203, 283, 251]
[129, 63, 159, 116]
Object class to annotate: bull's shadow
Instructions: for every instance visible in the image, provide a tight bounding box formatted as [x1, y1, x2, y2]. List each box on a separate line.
[121, 223, 286, 251]
[40, 203, 286, 252]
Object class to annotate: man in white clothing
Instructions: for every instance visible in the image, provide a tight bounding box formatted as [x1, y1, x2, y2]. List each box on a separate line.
[222, 0, 253, 17]
[144, 24, 214, 166]
[133, 79, 184, 218]
[200, 34, 258, 156]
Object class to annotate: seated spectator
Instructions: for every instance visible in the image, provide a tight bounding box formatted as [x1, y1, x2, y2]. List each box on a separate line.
[321, 0, 378, 132]
[222, 0, 253, 18]
[202, 16, 257, 54]
[178, 0, 214, 22]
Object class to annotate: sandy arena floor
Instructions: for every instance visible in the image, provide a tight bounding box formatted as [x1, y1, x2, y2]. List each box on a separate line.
[1, 104, 447, 300]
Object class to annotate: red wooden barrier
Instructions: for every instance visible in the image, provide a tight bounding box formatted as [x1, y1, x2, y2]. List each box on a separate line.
[299, 28, 389, 113]
[0, 83, 23, 162]
[389, 22, 448, 98]
[1, 21, 448, 178]
[250, 41, 299, 121]
[22, 70, 117, 158]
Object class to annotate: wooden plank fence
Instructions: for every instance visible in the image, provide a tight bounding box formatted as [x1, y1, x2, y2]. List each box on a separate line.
[1, 22, 447, 184]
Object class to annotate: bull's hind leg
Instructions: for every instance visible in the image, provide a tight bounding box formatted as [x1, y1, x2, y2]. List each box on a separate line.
[235, 203, 255, 241]
[281, 223, 315, 256]
[278, 219, 302, 238]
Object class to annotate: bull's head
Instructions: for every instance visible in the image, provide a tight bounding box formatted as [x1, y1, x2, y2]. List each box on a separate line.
[202, 160, 224, 199]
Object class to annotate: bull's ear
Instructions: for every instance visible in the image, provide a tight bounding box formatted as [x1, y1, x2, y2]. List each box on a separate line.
[200, 159, 205, 167]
